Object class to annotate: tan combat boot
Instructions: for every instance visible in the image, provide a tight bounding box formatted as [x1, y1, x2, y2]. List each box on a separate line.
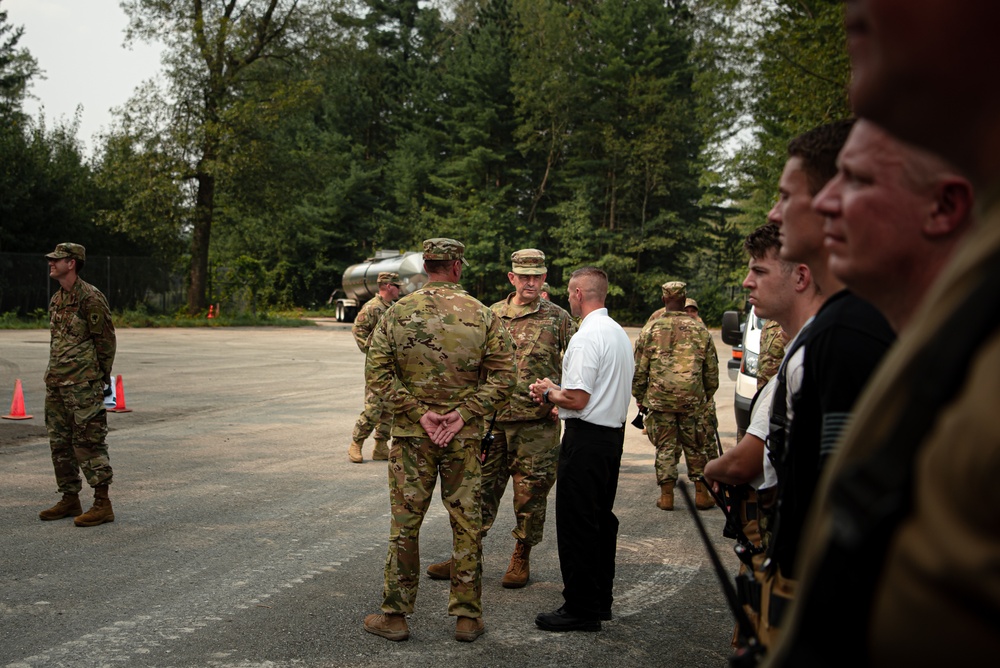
[694, 480, 715, 510]
[39, 492, 83, 521]
[74, 485, 115, 527]
[455, 616, 485, 642]
[363, 612, 410, 641]
[656, 481, 674, 511]
[372, 440, 389, 461]
[348, 441, 364, 463]
[426, 558, 452, 580]
[501, 541, 531, 588]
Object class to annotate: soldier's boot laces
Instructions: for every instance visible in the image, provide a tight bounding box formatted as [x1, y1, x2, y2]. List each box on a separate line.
[39, 493, 83, 521]
[363, 613, 409, 641]
[656, 481, 675, 511]
[694, 480, 715, 510]
[501, 541, 531, 588]
[426, 558, 452, 580]
[75, 485, 114, 527]
[372, 440, 389, 461]
[455, 616, 485, 642]
[348, 441, 364, 464]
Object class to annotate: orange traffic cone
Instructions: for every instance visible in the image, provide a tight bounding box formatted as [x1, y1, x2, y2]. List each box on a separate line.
[2, 379, 33, 420]
[207, 304, 214, 319]
[109, 374, 132, 413]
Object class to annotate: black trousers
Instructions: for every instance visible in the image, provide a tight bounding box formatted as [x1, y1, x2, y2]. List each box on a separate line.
[556, 418, 624, 619]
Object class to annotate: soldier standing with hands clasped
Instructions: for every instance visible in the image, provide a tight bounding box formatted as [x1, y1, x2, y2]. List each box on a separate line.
[39, 243, 117, 527]
[426, 249, 575, 589]
[362, 238, 515, 643]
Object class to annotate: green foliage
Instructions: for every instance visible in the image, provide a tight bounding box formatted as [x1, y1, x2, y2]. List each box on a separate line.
[3, 0, 855, 324]
[734, 0, 852, 222]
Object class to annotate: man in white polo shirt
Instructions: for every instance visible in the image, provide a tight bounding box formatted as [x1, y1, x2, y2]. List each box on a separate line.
[528, 266, 634, 632]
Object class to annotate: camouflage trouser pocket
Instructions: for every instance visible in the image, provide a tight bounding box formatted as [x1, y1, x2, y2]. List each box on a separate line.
[46, 381, 112, 489]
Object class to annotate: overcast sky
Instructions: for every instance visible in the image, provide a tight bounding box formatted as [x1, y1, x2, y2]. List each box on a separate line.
[5, 0, 163, 153]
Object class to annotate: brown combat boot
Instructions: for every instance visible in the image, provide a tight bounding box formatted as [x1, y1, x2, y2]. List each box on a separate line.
[455, 616, 485, 642]
[656, 481, 675, 511]
[74, 485, 115, 527]
[372, 440, 389, 461]
[348, 441, 364, 463]
[363, 612, 410, 641]
[39, 493, 83, 521]
[426, 558, 452, 580]
[694, 480, 715, 510]
[501, 541, 531, 588]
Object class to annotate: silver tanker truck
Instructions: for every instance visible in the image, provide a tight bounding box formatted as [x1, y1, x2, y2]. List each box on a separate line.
[331, 250, 428, 322]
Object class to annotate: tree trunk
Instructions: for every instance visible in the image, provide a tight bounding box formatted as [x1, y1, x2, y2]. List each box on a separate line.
[187, 169, 215, 314]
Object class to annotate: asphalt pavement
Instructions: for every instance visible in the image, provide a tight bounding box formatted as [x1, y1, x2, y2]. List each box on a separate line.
[0, 323, 742, 668]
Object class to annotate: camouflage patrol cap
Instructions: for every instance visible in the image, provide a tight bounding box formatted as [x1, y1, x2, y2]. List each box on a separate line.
[511, 248, 547, 275]
[661, 281, 686, 299]
[378, 271, 402, 286]
[423, 238, 469, 266]
[45, 242, 86, 262]
[685, 297, 699, 311]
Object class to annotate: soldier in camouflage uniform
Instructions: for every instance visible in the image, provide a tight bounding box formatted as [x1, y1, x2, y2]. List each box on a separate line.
[39, 243, 117, 527]
[426, 249, 575, 589]
[362, 238, 515, 643]
[684, 298, 704, 324]
[756, 317, 786, 392]
[348, 271, 401, 463]
[633, 281, 719, 511]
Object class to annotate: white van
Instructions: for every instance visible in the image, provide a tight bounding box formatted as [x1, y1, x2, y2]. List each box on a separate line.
[721, 306, 763, 436]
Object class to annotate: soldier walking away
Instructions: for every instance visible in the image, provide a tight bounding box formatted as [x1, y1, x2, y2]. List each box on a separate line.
[348, 271, 401, 463]
[427, 249, 576, 588]
[39, 243, 117, 527]
[633, 281, 719, 511]
[362, 238, 515, 643]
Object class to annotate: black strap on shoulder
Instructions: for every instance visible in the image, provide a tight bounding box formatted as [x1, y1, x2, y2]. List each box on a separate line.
[782, 251, 1000, 666]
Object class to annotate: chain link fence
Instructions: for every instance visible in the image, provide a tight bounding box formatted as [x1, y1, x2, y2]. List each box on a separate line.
[0, 253, 185, 315]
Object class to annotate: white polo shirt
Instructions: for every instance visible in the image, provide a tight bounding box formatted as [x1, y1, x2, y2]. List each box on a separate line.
[558, 308, 635, 428]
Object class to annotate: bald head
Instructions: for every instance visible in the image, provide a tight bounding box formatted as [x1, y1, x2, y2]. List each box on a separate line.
[814, 120, 974, 330]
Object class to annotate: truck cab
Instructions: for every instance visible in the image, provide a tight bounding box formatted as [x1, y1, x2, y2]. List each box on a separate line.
[721, 306, 763, 437]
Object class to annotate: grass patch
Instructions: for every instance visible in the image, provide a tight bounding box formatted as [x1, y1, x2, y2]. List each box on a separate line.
[1, 309, 316, 329]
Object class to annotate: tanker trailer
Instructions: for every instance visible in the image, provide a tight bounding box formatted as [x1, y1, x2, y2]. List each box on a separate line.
[333, 250, 428, 322]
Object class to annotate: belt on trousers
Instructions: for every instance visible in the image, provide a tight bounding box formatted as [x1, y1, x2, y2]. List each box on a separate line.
[565, 418, 625, 433]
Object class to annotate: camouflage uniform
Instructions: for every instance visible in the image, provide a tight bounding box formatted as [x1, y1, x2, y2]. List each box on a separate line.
[482, 292, 576, 547]
[645, 306, 666, 326]
[757, 318, 786, 391]
[633, 309, 719, 484]
[45, 271, 116, 494]
[366, 239, 515, 619]
[351, 292, 394, 446]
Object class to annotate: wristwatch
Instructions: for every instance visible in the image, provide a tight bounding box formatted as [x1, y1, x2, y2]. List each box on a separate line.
[543, 388, 551, 404]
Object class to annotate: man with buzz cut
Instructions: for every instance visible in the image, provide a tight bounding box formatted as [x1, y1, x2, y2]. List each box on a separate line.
[756, 120, 895, 648]
[771, 113, 981, 663]
[40, 242, 117, 527]
[348, 271, 402, 463]
[764, 3, 1000, 661]
[529, 267, 634, 632]
[427, 249, 575, 589]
